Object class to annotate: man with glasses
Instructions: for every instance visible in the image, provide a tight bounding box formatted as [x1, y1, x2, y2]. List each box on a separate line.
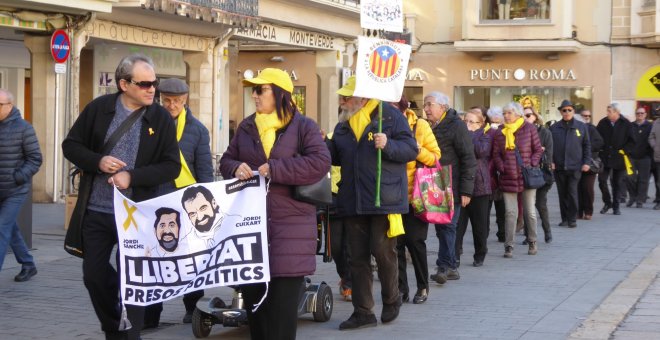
[625, 108, 653, 208]
[0, 89, 42, 281]
[62, 53, 180, 340]
[576, 110, 604, 220]
[549, 100, 591, 228]
[596, 103, 634, 216]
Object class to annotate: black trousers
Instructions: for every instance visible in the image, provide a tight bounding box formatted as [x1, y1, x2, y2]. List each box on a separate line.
[143, 290, 204, 327]
[535, 181, 552, 236]
[599, 167, 626, 209]
[489, 196, 506, 240]
[653, 162, 660, 203]
[329, 215, 351, 288]
[82, 210, 143, 340]
[626, 157, 652, 204]
[345, 215, 398, 315]
[242, 276, 304, 340]
[456, 196, 489, 263]
[397, 206, 429, 294]
[555, 170, 581, 223]
[578, 172, 597, 216]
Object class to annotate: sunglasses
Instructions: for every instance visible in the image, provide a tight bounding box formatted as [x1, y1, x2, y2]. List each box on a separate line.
[252, 85, 272, 95]
[636, 112, 646, 115]
[128, 79, 159, 89]
[561, 109, 574, 113]
[524, 113, 533, 118]
[581, 115, 591, 118]
[340, 95, 353, 102]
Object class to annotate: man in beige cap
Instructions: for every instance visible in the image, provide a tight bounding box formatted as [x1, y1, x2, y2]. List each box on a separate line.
[143, 77, 214, 327]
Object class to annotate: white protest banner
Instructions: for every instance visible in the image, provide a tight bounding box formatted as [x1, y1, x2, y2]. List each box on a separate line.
[360, 0, 404, 33]
[353, 36, 411, 102]
[113, 176, 270, 306]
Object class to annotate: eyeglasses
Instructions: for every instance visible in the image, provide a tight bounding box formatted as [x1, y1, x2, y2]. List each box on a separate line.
[339, 95, 353, 102]
[524, 113, 532, 118]
[581, 115, 591, 118]
[636, 111, 646, 115]
[0, 102, 10, 106]
[466, 120, 481, 125]
[252, 85, 272, 95]
[561, 109, 574, 113]
[128, 79, 159, 90]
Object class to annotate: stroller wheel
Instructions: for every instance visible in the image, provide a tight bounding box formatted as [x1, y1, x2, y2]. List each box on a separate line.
[313, 283, 333, 322]
[192, 308, 213, 338]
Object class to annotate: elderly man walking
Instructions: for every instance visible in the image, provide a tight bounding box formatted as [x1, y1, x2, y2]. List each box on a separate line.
[0, 89, 42, 281]
[327, 76, 418, 330]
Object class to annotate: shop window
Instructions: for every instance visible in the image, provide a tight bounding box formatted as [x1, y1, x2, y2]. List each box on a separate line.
[480, 0, 550, 21]
[98, 72, 117, 97]
[293, 86, 306, 115]
[402, 86, 424, 118]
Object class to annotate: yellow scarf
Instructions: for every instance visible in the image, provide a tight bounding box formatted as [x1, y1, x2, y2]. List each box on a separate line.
[484, 123, 491, 134]
[174, 107, 197, 188]
[255, 111, 288, 158]
[387, 213, 404, 238]
[619, 150, 634, 175]
[501, 117, 525, 150]
[349, 99, 379, 141]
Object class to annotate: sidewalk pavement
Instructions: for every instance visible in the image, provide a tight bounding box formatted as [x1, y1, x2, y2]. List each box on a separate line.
[1, 187, 660, 340]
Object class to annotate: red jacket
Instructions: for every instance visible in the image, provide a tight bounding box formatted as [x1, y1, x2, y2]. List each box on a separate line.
[492, 121, 543, 193]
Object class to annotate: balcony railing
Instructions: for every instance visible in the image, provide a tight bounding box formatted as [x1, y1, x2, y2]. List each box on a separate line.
[140, 0, 259, 26]
[180, 0, 258, 17]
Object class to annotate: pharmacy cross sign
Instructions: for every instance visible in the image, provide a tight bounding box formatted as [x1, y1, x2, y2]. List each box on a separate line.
[50, 29, 70, 63]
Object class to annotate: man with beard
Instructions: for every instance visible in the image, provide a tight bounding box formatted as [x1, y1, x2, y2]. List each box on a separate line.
[181, 185, 223, 248]
[152, 207, 181, 255]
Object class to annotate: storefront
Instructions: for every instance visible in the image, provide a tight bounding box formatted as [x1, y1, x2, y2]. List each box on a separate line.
[635, 64, 660, 118]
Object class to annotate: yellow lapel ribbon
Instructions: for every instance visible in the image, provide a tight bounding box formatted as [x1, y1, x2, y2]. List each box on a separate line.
[619, 150, 634, 175]
[387, 213, 404, 238]
[484, 123, 491, 134]
[501, 117, 525, 150]
[255, 111, 287, 159]
[575, 129, 581, 137]
[174, 107, 197, 188]
[367, 132, 374, 141]
[349, 99, 379, 141]
[122, 199, 138, 231]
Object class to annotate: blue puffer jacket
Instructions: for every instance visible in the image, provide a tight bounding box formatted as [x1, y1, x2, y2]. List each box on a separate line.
[327, 102, 418, 217]
[0, 108, 42, 199]
[550, 118, 591, 171]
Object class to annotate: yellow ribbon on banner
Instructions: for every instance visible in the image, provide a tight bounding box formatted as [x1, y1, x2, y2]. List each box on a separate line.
[174, 107, 197, 188]
[122, 199, 138, 231]
[619, 150, 634, 175]
[387, 214, 404, 238]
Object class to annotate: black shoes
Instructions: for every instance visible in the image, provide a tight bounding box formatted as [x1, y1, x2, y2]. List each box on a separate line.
[473, 260, 483, 267]
[413, 289, 428, 304]
[545, 233, 553, 243]
[381, 298, 402, 323]
[339, 312, 377, 330]
[14, 267, 37, 282]
[568, 221, 577, 228]
[636, 203, 643, 208]
[182, 311, 193, 324]
[558, 221, 568, 227]
[626, 200, 635, 208]
[504, 246, 513, 258]
[613, 208, 621, 215]
[600, 204, 612, 214]
[401, 292, 409, 303]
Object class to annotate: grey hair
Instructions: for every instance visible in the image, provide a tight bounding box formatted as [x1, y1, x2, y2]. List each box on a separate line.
[0, 88, 14, 103]
[115, 53, 155, 93]
[573, 114, 585, 123]
[424, 91, 450, 105]
[608, 102, 621, 113]
[487, 106, 503, 120]
[502, 102, 523, 116]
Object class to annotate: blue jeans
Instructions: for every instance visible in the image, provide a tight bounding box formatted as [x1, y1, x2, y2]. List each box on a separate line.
[435, 203, 462, 270]
[0, 193, 35, 271]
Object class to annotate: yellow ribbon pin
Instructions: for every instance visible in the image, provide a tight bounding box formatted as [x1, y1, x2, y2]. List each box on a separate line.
[575, 129, 581, 137]
[148, 128, 155, 135]
[122, 199, 138, 231]
[367, 132, 374, 141]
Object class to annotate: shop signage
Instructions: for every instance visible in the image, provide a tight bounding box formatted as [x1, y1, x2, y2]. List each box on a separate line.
[651, 72, 660, 92]
[406, 69, 424, 81]
[234, 23, 342, 51]
[470, 68, 577, 81]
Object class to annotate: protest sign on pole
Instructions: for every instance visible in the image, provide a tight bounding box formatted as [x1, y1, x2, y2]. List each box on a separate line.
[353, 36, 411, 103]
[113, 177, 270, 306]
[360, 0, 404, 33]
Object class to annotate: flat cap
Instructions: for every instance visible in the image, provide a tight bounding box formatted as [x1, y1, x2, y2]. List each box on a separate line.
[159, 78, 189, 95]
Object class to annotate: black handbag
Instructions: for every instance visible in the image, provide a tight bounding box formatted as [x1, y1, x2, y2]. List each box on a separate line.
[64, 108, 145, 258]
[292, 117, 332, 206]
[540, 153, 554, 185]
[515, 148, 545, 189]
[588, 156, 603, 174]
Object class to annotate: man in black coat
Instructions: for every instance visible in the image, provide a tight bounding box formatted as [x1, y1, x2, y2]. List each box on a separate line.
[549, 100, 591, 228]
[424, 92, 476, 282]
[625, 107, 653, 208]
[62, 54, 180, 340]
[596, 103, 634, 215]
[577, 110, 604, 220]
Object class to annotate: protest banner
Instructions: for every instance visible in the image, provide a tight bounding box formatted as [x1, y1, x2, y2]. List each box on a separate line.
[352, 36, 411, 103]
[113, 176, 270, 306]
[360, 0, 404, 33]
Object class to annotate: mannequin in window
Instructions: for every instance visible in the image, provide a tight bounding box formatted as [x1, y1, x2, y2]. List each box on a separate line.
[499, 0, 512, 20]
[528, 0, 548, 19]
[537, 0, 548, 19]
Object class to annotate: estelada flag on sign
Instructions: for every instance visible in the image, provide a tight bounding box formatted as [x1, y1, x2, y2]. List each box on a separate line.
[353, 36, 411, 102]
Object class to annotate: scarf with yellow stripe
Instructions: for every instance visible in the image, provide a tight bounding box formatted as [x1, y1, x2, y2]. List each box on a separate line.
[174, 107, 197, 188]
[501, 117, 525, 150]
[255, 111, 290, 159]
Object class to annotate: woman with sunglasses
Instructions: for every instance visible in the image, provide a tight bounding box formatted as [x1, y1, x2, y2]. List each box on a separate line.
[219, 68, 331, 340]
[523, 107, 554, 243]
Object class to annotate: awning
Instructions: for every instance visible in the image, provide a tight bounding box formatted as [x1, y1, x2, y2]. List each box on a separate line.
[636, 65, 660, 101]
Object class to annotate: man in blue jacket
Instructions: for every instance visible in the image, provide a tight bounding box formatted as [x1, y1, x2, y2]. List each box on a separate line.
[550, 100, 591, 228]
[327, 76, 417, 330]
[0, 89, 42, 281]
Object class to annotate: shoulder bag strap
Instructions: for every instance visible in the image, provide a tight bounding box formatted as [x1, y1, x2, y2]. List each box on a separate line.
[514, 147, 524, 168]
[101, 107, 145, 155]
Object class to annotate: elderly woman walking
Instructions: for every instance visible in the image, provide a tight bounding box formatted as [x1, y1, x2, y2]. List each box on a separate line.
[492, 102, 543, 258]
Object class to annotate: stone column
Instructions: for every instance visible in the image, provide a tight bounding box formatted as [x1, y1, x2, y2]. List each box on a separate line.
[183, 48, 214, 142]
[316, 50, 342, 133]
[213, 38, 232, 156]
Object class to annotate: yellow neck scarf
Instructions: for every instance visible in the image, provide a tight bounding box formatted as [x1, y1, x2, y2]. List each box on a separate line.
[484, 123, 491, 134]
[255, 111, 287, 158]
[174, 107, 197, 188]
[349, 99, 379, 141]
[501, 117, 525, 150]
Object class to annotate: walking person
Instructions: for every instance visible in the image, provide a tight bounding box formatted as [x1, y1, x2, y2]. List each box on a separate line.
[327, 76, 417, 330]
[487, 107, 506, 243]
[394, 97, 440, 304]
[424, 92, 476, 283]
[0, 89, 42, 281]
[649, 110, 660, 210]
[143, 78, 214, 327]
[62, 54, 181, 340]
[219, 68, 331, 339]
[625, 107, 652, 208]
[576, 110, 604, 220]
[596, 103, 634, 215]
[455, 109, 492, 267]
[523, 107, 554, 242]
[492, 102, 543, 258]
[549, 100, 591, 228]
